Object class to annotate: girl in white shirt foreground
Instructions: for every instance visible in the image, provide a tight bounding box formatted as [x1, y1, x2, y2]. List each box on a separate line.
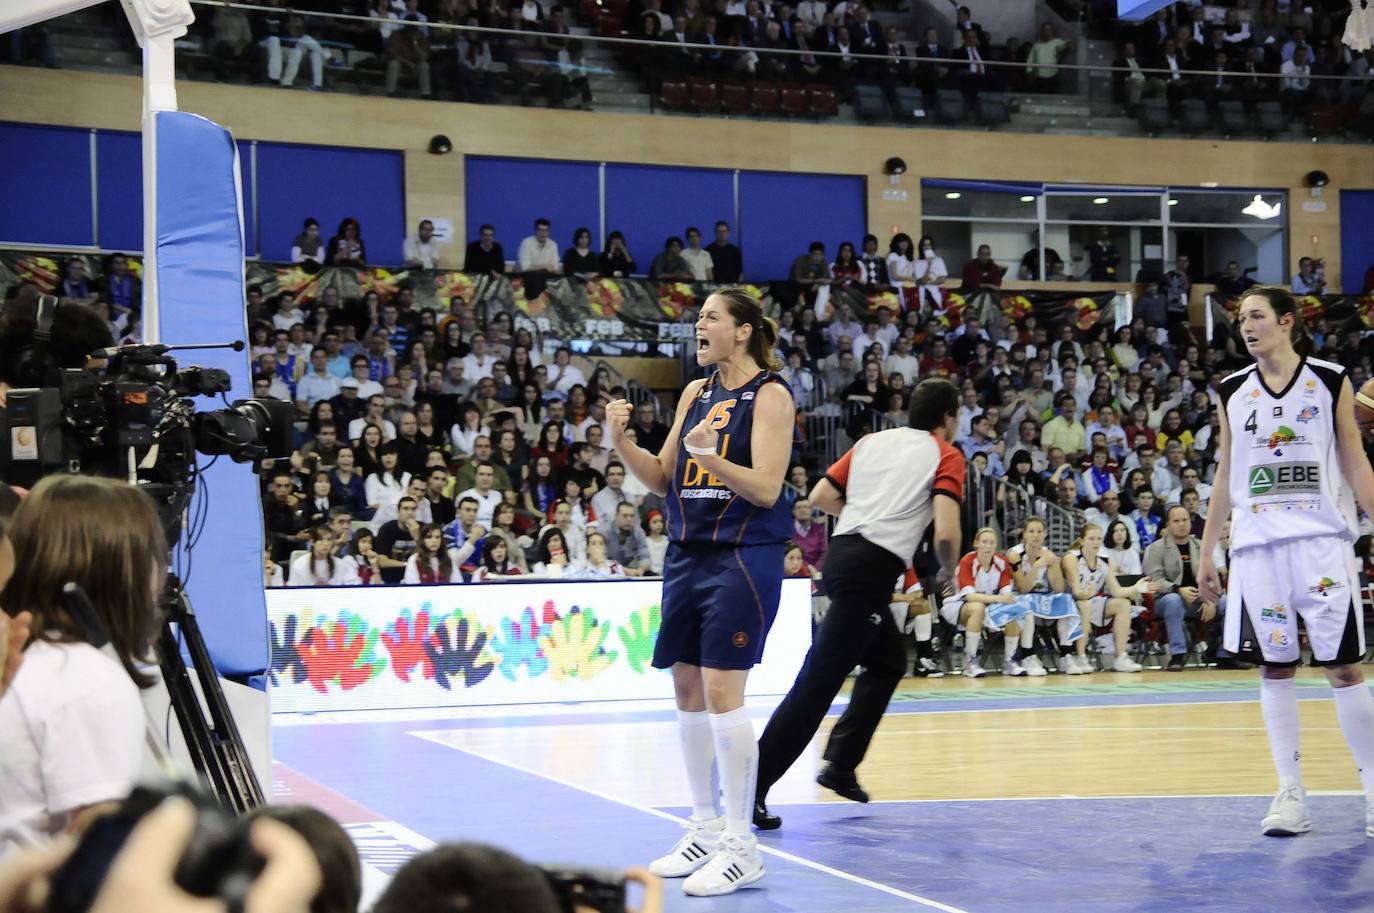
[288, 526, 362, 586]
[404, 523, 474, 584]
[0, 476, 166, 853]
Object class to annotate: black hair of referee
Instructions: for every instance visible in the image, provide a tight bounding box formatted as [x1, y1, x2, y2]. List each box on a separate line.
[753, 378, 963, 829]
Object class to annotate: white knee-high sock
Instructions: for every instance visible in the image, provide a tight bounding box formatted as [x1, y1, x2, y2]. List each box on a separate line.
[677, 709, 720, 820]
[964, 630, 981, 659]
[709, 707, 757, 836]
[1331, 683, 1374, 795]
[1259, 677, 1304, 788]
[913, 612, 932, 641]
[1057, 617, 1075, 646]
[1020, 619, 1036, 649]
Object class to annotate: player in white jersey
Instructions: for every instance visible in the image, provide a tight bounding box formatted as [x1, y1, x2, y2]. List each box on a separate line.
[1062, 524, 1152, 674]
[1004, 517, 1065, 677]
[1199, 287, 1374, 839]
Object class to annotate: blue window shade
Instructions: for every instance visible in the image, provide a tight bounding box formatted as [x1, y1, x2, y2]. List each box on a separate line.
[255, 143, 405, 265]
[922, 178, 1043, 196]
[1341, 190, 1374, 294]
[0, 123, 93, 247]
[96, 130, 142, 252]
[738, 172, 866, 280]
[465, 156, 599, 265]
[604, 164, 734, 270]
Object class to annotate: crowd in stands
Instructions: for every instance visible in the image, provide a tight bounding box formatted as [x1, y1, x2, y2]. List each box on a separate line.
[1108, 1, 1374, 123]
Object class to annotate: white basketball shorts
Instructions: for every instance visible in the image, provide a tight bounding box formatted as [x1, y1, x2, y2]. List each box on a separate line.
[1223, 536, 1366, 666]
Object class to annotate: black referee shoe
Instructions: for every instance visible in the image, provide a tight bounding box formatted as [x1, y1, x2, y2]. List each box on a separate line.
[817, 764, 870, 803]
[754, 799, 781, 830]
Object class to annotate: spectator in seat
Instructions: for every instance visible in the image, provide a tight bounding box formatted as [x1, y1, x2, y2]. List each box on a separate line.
[210, 0, 254, 81]
[264, 470, 309, 562]
[463, 223, 505, 275]
[949, 28, 990, 101]
[402, 219, 440, 270]
[1144, 504, 1223, 671]
[1025, 22, 1070, 93]
[791, 496, 826, 569]
[631, 400, 670, 454]
[960, 244, 1005, 290]
[289, 525, 361, 586]
[591, 462, 633, 523]
[562, 227, 600, 281]
[790, 242, 833, 309]
[453, 15, 497, 103]
[1041, 392, 1087, 461]
[649, 237, 694, 282]
[602, 502, 650, 575]
[301, 418, 343, 469]
[402, 523, 459, 583]
[1153, 38, 1190, 108]
[296, 347, 342, 416]
[829, 26, 860, 98]
[1213, 260, 1257, 298]
[681, 226, 714, 281]
[705, 220, 743, 283]
[517, 217, 561, 276]
[1291, 256, 1325, 295]
[1086, 228, 1121, 282]
[326, 217, 367, 268]
[914, 26, 946, 105]
[542, 8, 593, 109]
[473, 536, 525, 580]
[457, 462, 503, 527]
[582, 529, 626, 578]
[329, 446, 368, 515]
[373, 495, 422, 583]
[380, 0, 433, 98]
[599, 230, 638, 278]
[1202, 48, 1237, 103]
[1113, 41, 1149, 109]
[278, 5, 326, 90]
[1282, 26, 1313, 65]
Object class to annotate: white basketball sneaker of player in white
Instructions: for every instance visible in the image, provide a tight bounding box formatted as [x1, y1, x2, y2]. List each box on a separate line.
[682, 832, 765, 896]
[1261, 783, 1312, 836]
[649, 816, 723, 877]
[1111, 654, 1144, 673]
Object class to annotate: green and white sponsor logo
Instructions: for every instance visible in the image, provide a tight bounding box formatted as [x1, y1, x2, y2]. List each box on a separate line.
[1248, 462, 1320, 496]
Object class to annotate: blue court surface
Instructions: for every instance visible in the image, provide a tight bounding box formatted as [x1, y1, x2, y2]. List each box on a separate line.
[271, 681, 1374, 913]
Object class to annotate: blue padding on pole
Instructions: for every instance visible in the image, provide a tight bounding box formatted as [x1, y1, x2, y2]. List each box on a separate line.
[154, 111, 267, 678]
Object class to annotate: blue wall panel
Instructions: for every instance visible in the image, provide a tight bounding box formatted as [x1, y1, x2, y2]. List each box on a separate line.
[604, 164, 734, 270]
[237, 140, 255, 258]
[737, 171, 866, 280]
[255, 143, 405, 265]
[0, 123, 93, 247]
[96, 131, 142, 252]
[1340, 190, 1374, 295]
[465, 156, 600, 266]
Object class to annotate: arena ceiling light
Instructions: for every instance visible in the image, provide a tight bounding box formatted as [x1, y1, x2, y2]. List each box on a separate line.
[945, 192, 962, 200]
[1092, 197, 1110, 205]
[1019, 195, 1035, 203]
[1242, 194, 1282, 220]
[1168, 198, 1179, 206]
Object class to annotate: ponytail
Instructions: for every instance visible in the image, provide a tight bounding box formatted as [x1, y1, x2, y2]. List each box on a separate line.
[711, 286, 782, 372]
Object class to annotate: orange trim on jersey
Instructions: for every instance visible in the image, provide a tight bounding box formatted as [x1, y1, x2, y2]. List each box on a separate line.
[733, 548, 768, 635]
[734, 507, 758, 545]
[711, 494, 737, 542]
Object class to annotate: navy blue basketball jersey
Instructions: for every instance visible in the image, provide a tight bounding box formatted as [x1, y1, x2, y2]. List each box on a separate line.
[666, 370, 794, 546]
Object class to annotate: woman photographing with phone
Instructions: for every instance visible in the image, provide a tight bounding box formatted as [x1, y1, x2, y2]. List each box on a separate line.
[0, 475, 168, 853]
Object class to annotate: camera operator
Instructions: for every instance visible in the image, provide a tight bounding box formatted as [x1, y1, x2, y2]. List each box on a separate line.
[0, 285, 115, 407]
[0, 475, 168, 854]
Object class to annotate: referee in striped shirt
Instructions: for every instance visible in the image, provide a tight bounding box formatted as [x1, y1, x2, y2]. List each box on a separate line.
[754, 378, 964, 828]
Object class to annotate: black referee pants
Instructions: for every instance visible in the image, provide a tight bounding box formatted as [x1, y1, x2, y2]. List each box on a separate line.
[756, 534, 907, 797]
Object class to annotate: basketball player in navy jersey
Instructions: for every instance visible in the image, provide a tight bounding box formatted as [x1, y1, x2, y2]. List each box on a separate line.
[1200, 286, 1374, 839]
[607, 287, 795, 896]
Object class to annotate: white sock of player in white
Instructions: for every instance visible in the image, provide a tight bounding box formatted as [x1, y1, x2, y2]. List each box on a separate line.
[1259, 676, 1304, 787]
[913, 612, 932, 642]
[677, 709, 721, 820]
[709, 707, 757, 836]
[1331, 683, 1374, 795]
[1019, 618, 1036, 651]
[1057, 617, 1075, 647]
[964, 630, 981, 660]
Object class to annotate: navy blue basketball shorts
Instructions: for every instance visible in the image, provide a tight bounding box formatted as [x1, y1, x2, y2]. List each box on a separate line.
[654, 541, 785, 671]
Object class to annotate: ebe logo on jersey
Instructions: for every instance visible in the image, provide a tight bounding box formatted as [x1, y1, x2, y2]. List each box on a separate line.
[1248, 462, 1320, 496]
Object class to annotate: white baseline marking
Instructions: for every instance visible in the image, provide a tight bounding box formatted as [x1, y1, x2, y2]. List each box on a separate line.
[410, 729, 974, 913]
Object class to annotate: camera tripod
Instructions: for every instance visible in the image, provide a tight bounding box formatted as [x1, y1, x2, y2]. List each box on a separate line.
[155, 573, 264, 814]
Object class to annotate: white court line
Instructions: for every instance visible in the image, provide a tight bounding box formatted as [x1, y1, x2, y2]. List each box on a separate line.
[409, 729, 974, 913]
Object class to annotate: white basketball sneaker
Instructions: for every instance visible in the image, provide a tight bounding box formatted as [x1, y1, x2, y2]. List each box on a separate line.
[649, 816, 723, 877]
[962, 658, 988, 678]
[682, 832, 765, 896]
[1073, 654, 1095, 674]
[1261, 784, 1312, 837]
[1111, 654, 1144, 673]
[1021, 655, 1048, 677]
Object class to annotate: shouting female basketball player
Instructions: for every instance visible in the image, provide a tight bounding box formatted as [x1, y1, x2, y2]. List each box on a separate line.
[607, 287, 795, 895]
[1199, 286, 1374, 839]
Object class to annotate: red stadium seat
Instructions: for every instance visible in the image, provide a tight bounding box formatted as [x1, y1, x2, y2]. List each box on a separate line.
[779, 84, 808, 117]
[689, 79, 720, 112]
[596, 14, 624, 38]
[721, 82, 751, 116]
[751, 83, 780, 116]
[806, 83, 838, 117]
[659, 80, 689, 111]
